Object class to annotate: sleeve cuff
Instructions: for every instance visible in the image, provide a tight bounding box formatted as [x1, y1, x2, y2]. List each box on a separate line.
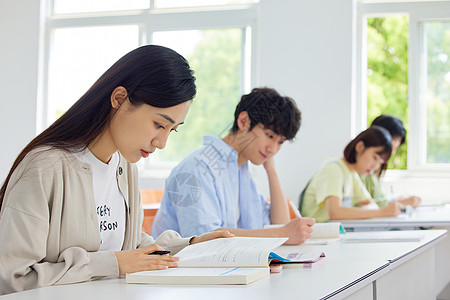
[155, 230, 192, 255]
[87, 250, 119, 277]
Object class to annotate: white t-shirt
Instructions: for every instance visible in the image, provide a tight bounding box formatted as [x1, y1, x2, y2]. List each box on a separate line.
[74, 148, 126, 251]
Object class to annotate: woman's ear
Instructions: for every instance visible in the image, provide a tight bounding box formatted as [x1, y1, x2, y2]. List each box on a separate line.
[237, 111, 251, 131]
[111, 86, 128, 109]
[355, 140, 365, 154]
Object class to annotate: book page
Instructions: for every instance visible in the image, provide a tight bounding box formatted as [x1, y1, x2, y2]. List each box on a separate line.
[176, 237, 287, 268]
[310, 223, 341, 239]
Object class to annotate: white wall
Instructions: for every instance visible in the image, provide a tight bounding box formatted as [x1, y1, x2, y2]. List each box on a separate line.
[0, 0, 41, 182]
[253, 0, 356, 204]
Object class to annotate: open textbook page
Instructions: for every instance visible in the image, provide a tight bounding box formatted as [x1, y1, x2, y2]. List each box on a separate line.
[177, 237, 288, 267]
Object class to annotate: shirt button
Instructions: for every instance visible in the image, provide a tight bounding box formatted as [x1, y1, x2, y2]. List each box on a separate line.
[119, 167, 123, 175]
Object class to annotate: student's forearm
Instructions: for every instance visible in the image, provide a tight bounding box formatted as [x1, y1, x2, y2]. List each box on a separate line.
[217, 227, 285, 238]
[266, 169, 290, 224]
[328, 206, 384, 220]
[326, 196, 386, 220]
[218, 217, 316, 245]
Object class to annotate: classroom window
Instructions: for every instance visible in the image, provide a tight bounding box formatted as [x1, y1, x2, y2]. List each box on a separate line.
[366, 15, 409, 170]
[358, 1, 450, 172]
[47, 26, 140, 120]
[423, 21, 450, 164]
[138, 27, 247, 171]
[53, 0, 258, 14]
[150, 28, 245, 163]
[42, 1, 256, 176]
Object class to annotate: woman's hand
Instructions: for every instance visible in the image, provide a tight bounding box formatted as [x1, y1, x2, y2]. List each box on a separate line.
[190, 230, 235, 245]
[398, 196, 421, 208]
[382, 201, 403, 217]
[114, 244, 179, 275]
[280, 217, 316, 245]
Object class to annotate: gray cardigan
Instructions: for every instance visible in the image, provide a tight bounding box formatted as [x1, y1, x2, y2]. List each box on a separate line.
[0, 147, 190, 295]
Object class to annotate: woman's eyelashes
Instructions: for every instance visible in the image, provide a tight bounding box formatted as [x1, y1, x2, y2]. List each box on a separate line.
[155, 122, 165, 129]
[373, 154, 384, 164]
[155, 122, 178, 132]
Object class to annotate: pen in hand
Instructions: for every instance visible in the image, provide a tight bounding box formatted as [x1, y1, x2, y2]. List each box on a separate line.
[149, 250, 171, 255]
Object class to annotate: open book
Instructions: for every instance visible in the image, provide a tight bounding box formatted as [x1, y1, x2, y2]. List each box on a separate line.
[126, 237, 324, 285]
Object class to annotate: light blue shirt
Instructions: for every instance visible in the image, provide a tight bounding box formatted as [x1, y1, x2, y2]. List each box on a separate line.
[152, 136, 271, 238]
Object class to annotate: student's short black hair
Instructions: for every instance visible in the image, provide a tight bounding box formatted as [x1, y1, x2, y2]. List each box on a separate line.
[344, 126, 392, 165]
[230, 87, 301, 140]
[371, 114, 406, 145]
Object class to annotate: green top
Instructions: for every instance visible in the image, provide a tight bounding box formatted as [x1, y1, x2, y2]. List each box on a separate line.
[301, 159, 371, 222]
[359, 173, 390, 208]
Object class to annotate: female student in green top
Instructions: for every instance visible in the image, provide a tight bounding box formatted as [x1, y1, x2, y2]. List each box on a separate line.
[300, 126, 403, 222]
[360, 115, 421, 208]
[0, 45, 232, 295]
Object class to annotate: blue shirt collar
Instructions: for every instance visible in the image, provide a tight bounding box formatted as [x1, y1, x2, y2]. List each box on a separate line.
[202, 135, 238, 162]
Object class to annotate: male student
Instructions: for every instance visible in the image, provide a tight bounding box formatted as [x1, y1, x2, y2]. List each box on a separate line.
[153, 87, 315, 244]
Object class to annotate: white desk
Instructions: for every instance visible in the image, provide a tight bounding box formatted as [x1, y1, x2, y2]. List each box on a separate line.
[1, 230, 446, 300]
[336, 204, 450, 296]
[338, 204, 450, 231]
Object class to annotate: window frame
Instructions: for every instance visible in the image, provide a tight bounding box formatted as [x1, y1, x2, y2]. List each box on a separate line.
[40, 1, 259, 178]
[356, 0, 450, 176]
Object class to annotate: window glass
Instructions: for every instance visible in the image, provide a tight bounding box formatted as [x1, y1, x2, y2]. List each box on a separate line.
[424, 21, 450, 164]
[151, 28, 244, 162]
[366, 15, 409, 169]
[53, 0, 150, 14]
[47, 25, 139, 124]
